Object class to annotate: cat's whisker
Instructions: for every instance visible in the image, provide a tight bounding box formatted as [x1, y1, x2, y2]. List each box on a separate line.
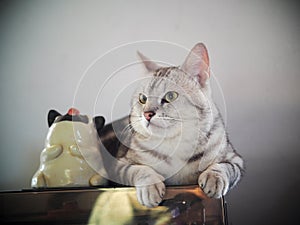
[119, 118, 143, 139]
[129, 115, 141, 118]
[119, 123, 134, 138]
[155, 116, 202, 123]
[155, 117, 183, 122]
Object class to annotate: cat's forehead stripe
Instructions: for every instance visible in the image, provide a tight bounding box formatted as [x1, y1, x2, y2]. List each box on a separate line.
[154, 66, 178, 77]
[149, 66, 180, 90]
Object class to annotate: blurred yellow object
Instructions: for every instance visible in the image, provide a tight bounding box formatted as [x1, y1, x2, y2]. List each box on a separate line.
[89, 188, 169, 225]
[31, 118, 106, 188]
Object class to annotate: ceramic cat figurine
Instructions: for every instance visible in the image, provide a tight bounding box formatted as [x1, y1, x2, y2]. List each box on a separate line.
[101, 43, 244, 207]
[31, 108, 107, 188]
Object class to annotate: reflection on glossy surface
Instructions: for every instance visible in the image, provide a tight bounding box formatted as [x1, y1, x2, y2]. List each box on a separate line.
[0, 186, 226, 225]
[88, 186, 224, 225]
[89, 190, 170, 225]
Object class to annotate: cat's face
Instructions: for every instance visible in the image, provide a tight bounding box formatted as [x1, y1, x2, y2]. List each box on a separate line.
[130, 43, 211, 139]
[130, 70, 209, 139]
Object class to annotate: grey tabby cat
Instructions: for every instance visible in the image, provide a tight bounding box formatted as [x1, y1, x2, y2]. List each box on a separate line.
[101, 43, 244, 208]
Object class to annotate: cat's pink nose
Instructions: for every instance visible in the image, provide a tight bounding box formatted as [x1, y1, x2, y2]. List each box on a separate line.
[144, 111, 156, 121]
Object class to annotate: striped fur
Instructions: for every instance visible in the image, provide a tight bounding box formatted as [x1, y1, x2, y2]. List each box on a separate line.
[101, 43, 244, 207]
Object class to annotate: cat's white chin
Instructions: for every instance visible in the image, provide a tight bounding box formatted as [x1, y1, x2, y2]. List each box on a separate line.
[147, 119, 174, 131]
[132, 117, 180, 139]
[144, 121, 180, 138]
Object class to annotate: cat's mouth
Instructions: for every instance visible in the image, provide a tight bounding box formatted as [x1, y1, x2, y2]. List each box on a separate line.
[146, 116, 180, 129]
[146, 120, 164, 128]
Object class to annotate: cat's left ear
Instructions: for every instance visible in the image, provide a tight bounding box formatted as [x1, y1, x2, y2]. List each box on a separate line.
[181, 43, 210, 87]
[137, 51, 160, 72]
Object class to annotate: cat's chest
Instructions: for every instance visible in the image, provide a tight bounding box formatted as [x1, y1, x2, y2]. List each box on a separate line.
[126, 139, 201, 181]
[128, 133, 200, 173]
[132, 133, 197, 157]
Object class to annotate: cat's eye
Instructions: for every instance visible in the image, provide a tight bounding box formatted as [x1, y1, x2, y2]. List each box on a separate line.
[163, 91, 179, 103]
[139, 93, 147, 104]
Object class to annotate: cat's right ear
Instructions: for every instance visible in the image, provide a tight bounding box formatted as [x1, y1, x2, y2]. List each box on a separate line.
[181, 43, 210, 87]
[48, 110, 61, 127]
[137, 51, 160, 72]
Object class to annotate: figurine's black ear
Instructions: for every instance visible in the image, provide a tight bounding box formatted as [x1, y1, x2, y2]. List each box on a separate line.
[93, 116, 105, 136]
[48, 110, 62, 127]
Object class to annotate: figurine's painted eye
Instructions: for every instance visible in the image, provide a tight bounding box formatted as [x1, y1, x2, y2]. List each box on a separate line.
[139, 93, 147, 104]
[163, 91, 178, 103]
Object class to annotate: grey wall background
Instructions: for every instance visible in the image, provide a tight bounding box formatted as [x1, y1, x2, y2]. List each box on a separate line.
[0, 0, 299, 224]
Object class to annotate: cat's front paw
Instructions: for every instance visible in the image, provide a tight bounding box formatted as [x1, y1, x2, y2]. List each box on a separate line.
[136, 181, 165, 208]
[198, 165, 229, 198]
[134, 167, 165, 208]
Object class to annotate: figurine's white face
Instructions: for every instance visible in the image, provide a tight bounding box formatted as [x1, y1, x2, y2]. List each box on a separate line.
[46, 118, 99, 147]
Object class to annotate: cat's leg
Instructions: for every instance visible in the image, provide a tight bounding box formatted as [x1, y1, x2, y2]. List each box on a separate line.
[134, 166, 166, 208]
[108, 161, 165, 207]
[198, 151, 244, 198]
